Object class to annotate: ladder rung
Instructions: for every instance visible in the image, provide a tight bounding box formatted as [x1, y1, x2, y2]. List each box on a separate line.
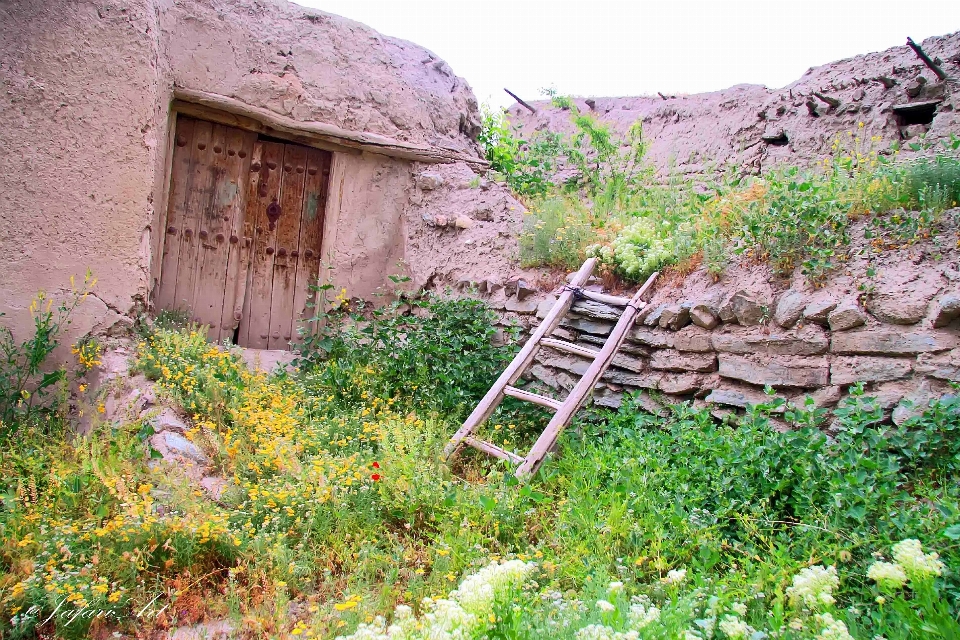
[503, 386, 563, 411]
[464, 437, 523, 464]
[576, 289, 633, 307]
[541, 337, 600, 360]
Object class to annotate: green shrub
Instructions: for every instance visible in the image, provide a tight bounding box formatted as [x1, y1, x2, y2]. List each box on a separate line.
[0, 272, 95, 432]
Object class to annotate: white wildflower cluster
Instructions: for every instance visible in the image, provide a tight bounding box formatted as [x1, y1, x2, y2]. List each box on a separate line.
[586, 219, 673, 279]
[866, 561, 907, 590]
[335, 560, 535, 640]
[575, 624, 640, 640]
[891, 539, 944, 580]
[664, 568, 688, 585]
[596, 599, 616, 613]
[717, 615, 755, 640]
[627, 595, 661, 629]
[815, 613, 854, 640]
[450, 559, 534, 616]
[785, 565, 839, 609]
[866, 539, 943, 593]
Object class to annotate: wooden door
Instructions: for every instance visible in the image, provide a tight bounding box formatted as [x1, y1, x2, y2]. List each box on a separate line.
[156, 116, 256, 341]
[237, 142, 330, 349]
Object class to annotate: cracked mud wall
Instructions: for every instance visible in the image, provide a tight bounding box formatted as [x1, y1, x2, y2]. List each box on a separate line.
[0, 0, 169, 352]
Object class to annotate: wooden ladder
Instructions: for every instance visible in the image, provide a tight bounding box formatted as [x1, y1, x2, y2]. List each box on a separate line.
[443, 258, 658, 480]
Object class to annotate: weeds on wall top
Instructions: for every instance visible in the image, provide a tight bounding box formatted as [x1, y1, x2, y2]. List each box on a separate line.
[481, 92, 960, 283]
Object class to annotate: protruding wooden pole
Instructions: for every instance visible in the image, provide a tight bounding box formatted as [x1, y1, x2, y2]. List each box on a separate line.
[906, 37, 948, 81]
[504, 88, 537, 114]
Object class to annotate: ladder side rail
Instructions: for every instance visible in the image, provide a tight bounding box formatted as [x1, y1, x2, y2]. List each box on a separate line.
[516, 272, 659, 479]
[442, 258, 597, 459]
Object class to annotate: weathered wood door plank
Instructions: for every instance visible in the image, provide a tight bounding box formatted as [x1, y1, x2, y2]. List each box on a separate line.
[267, 144, 308, 350]
[291, 148, 331, 346]
[218, 130, 257, 343]
[155, 117, 197, 312]
[238, 141, 284, 349]
[172, 120, 215, 315]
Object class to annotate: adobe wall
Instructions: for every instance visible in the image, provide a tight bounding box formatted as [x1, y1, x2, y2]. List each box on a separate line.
[0, 0, 167, 350]
[508, 32, 960, 176]
[0, 0, 498, 351]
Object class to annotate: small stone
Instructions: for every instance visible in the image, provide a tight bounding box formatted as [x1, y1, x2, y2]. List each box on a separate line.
[454, 215, 474, 229]
[808, 385, 842, 408]
[892, 382, 937, 425]
[915, 349, 960, 381]
[718, 354, 829, 388]
[730, 291, 766, 325]
[416, 171, 444, 190]
[828, 303, 867, 331]
[718, 295, 737, 323]
[689, 303, 719, 329]
[571, 299, 621, 321]
[830, 356, 913, 385]
[905, 76, 927, 98]
[658, 304, 691, 330]
[561, 316, 613, 336]
[830, 327, 959, 355]
[536, 295, 558, 319]
[706, 386, 785, 411]
[434, 214, 448, 227]
[774, 290, 806, 328]
[803, 299, 838, 325]
[150, 407, 188, 434]
[150, 432, 208, 465]
[931, 294, 960, 327]
[505, 297, 539, 314]
[643, 304, 668, 327]
[658, 373, 703, 395]
[472, 205, 494, 221]
[627, 327, 674, 349]
[673, 326, 714, 352]
[711, 325, 828, 356]
[649, 350, 717, 373]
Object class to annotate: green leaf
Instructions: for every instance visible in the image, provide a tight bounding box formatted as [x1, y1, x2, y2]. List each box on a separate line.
[943, 524, 960, 540]
[478, 495, 496, 512]
[37, 369, 65, 390]
[148, 446, 164, 460]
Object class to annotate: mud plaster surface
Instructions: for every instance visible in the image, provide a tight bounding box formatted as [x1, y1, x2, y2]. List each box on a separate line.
[508, 32, 960, 176]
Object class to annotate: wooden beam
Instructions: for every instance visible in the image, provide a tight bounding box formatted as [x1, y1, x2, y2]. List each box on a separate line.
[503, 386, 563, 411]
[573, 289, 632, 307]
[540, 338, 600, 360]
[463, 437, 524, 465]
[504, 88, 537, 114]
[906, 37, 948, 81]
[172, 88, 489, 169]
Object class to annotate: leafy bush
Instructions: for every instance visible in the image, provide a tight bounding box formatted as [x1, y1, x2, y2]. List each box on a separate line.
[0, 272, 95, 432]
[297, 290, 519, 418]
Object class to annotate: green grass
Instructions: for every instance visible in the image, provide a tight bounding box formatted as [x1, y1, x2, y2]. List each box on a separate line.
[0, 295, 958, 638]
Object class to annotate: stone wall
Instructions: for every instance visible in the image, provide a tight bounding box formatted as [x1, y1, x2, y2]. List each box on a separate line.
[477, 218, 960, 426]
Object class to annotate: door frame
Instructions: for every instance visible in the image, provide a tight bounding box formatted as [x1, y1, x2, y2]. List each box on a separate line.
[153, 100, 342, 346]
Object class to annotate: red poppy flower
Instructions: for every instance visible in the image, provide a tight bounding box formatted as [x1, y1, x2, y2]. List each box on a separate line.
[371, 473, 382, 482]
[372, 461, 381, 469]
